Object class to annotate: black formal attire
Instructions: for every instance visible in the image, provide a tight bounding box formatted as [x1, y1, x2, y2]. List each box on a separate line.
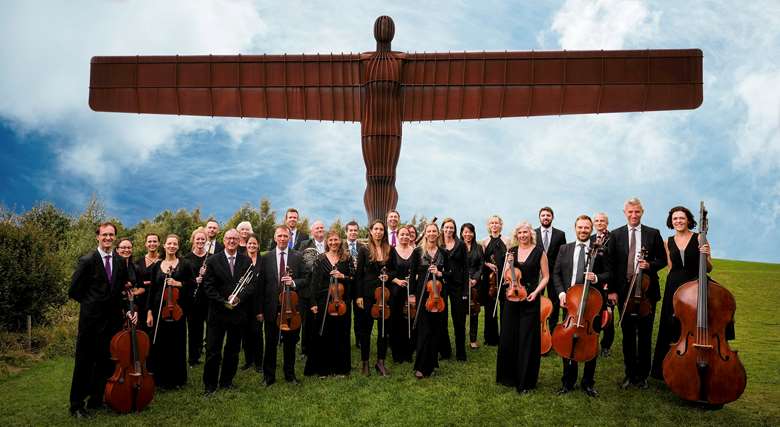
[257, 248, 306, 383]
[298, 239, 325, 357]
[481, 235, 507, 346]
[269, 228, 309, 251]
[304, 254, 353, 376]
[411, 247, 447, 377]
[536, 226, 567, 333]
[241, 256, 263, 371]
[388, 247, 415, 363]
[184, 251, 209, 365]
[148, 259, 193, 389]
[356, 247, 394, 362]
[441, 239, 468, 360]
[496, 246, 544, 392]
[650, 234, 699, 379]
[552, 241, 610, 389]
[133, 256, 160, 336]
[347, 241, 367, 347]
[591, 232, 615, 352]
[205, 239, 225, 255]
[202, 251, 254, 392]
[608, 224, 666, 384]
[465, 242, 484, 344]
[68, 248, 129, 413]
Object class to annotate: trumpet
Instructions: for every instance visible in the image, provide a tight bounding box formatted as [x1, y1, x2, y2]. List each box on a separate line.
[226, 265, 254, 309]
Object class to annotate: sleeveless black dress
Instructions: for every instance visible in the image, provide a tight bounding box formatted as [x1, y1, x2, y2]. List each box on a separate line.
[389, 248, 414, 363]
[496, 246, 542, 392]
[650, 234, 698, 379]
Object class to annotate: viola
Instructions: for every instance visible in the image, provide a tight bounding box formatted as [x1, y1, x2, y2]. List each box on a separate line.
[551, 234, 609, 362]
[621, 247, 652, 323]
[539, 295, 553, 354]
[662, 202, 746, 405]
[424, 256, 445, 313]
[277, 266, 301, 332]
[105, 289, 155, 413]
[160, 266, 183, 322]
[370, 266, 391, 320]
[487, 254, 498, 299]
[469, 281, 481, 316]
[502, 249, 528, 302]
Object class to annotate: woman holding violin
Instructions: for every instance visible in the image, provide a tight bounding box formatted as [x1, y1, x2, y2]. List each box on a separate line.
[146, 234, 193, 389]
[440, 218, 468, 361]
[481, 215, 508, 346]
[184, 227, 209, 367]
[305, 229, 353, 377]
[496, 221, 549, 394]
[409, 222, 448, 379]
[650, 206, 713, 380]
[355, 219, 393, 376]
[389, 225, 416, 364]
[460, 223, 483, 349]
[241, 234, 264, 373]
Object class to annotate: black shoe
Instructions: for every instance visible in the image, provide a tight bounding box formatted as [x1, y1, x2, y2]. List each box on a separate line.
[285, 376, 300, 385]
[582, 385, 599, 397]
[556, 386, 574, 395]
[637, 379, 649, 389]
[203, 388, 217, 397]
[240, 363, 252, 371]
[85, 400, 104, 411]
[620, 377, 633, 390]
[263, 377, 276, 387]
[189, 359, 202, 366]
[600, 348, 611, 358]
[70, 407, 92, 419]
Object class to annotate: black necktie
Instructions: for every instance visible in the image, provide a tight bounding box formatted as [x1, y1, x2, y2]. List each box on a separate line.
[575, 243, 586, 284]
[228, 256, 235, 276]
[627, 227, 637, 280]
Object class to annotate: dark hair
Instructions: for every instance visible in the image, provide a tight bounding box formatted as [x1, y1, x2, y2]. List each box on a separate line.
[145, 233, 160, 241]
[539, 206, 554, 217]
[95, 222, 117, 235]
[666, 206, 696, 230]
[205, 218, 219, 226]
[367, 219, 390, 262]
[345, 220, 359, 230]
[459, 222, 476, 240]
[117, 237, 133, 247]
[285, 208, 299, 219]
[246, 233, 259, 243]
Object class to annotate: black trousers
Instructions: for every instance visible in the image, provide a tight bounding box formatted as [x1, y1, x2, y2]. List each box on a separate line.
[439, 288, 467, 359]
[263, 320, 299, 381]
[301, 304, 313, 356]
[600, 310, 615, 350]
[360, 313, 389, 361]
[186, 300, 208, 363]
[620, 306, 656, 382]
[203, 319, 243, 391]
[562, 357, 597, 388]
[352, 300, 364, 346]
[69, 323, 116, 411]
[483, 296, 500, 346]
[545, 286, 561, 337]
[242, 317, 263, 368]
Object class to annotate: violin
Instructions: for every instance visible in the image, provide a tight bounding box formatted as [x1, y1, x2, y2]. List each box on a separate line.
[105, 289, 155, 413]
[326, 263, 347, 317]
[502, 249, 528, 302]
[370, 266, 391, 339]
[487, 254, 498, 299]
[551, 233, 609, 362]
[621, 247, 652, 324]
[424, 255, 445, 313]
[539, 295, 553, 354]
[469, 280, 481, 316]
[662, 202, 746, 405]
[160, 265, 183, 322]
[277, 266, 301, 332]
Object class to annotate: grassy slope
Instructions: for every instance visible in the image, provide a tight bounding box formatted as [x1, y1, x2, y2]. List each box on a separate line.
[1, 259, 777, 426]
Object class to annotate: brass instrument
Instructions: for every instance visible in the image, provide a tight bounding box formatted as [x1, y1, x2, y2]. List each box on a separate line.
[226, 264, 254, 309]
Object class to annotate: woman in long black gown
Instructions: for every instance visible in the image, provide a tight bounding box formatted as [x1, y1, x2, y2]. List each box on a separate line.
[440, 218, 468, 361]
[650, 206, 712, 379]
[146, 234, 193, 389]
[241, 234, 263, 372]
[460, 223, 483, 349]
[389, 225, 415, 363]
[496, 221, 549, 393]
[134, 233, 160, 334]
[481, 215, 508, 346]
[355, 219, 393, 376]
[305, 230, 353, 377]
[184, 227, 209, 367]
[411, 223, 448, 379]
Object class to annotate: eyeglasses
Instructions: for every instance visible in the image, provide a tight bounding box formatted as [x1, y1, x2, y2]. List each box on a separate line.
[118, 246, 132, 250]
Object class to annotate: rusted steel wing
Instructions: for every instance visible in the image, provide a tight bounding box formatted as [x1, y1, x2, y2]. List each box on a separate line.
[399, 49, 702, 121]
[89, 54, 364, 121]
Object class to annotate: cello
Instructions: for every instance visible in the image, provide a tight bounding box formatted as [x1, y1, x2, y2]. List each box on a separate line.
[539, 295, 553, 354]
[662, 202, 746, 405]
[551, 233, 609, 362]
[105, 289, 155, 413]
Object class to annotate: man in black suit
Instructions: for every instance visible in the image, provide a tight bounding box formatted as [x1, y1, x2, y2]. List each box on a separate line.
[592, 212, 616, 357]
[204, 219, 225, 254]
[345, 220, 367, 348]
[285, 208, 310, 251]
[386, 210, 401, 247]
[68, 222, 132, 418]
[552, 215, 611, 397]
[201, 228, 254, 395]
[535, 206, 567, 334]
[608, 198, 666, 389]
[258, 225, 307, 385]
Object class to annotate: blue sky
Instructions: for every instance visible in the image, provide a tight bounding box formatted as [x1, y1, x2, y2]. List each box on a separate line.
[1, 1, 778, 263]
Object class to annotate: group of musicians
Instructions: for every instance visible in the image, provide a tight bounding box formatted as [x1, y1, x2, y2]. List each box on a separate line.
[67, 200, 713, 417]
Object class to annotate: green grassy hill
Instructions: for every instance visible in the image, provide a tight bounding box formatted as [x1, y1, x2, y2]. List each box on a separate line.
[1, 259, 778, 426]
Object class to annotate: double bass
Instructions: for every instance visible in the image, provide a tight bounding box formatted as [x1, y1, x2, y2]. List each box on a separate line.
[662, 202, 746, 405]
[551, 233, 609, 362]
[105, 289, 155, 413]
[539, 296, 553, 354]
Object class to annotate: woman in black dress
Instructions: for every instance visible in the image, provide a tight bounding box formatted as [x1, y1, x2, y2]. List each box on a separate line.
[496, 221, 549, 393]
[241, 234, 263, 372]
[411, 223, 448, 379]
[184, 227, 209, 367]
[460, 223, 483, 349]
[650, 206, 712, 379]
[481, 215, 508, 346]
[355, 219, 393, 376]
[146, 234, 193, 389]
[441, 218, 468, 361]
[305, 230, 353, 377]
[134, 233, 160, 334]
[389, 225, 415, 363]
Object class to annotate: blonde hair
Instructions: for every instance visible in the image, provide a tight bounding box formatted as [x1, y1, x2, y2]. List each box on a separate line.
[510, 221, 536, 247]
[237, 221, 254, 233]
[418, 222, 440, 253]
[486, 215, 503, 234]
[190, 227, 207, 245]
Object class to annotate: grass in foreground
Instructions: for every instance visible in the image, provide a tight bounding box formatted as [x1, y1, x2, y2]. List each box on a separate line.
[0, 259, 778, 426]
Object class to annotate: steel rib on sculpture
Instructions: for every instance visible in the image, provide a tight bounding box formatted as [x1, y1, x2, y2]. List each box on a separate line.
[89, 16, 702, 222]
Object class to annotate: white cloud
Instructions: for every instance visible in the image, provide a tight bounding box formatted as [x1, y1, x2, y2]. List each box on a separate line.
[733, 70, 780, 174]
